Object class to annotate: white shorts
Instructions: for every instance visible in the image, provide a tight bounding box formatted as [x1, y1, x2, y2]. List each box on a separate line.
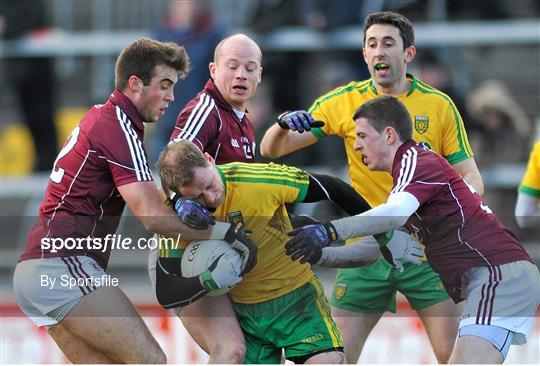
[148, 246, 157, 289]
[13, 256, 105, 327]
[459, 260, 540, 345]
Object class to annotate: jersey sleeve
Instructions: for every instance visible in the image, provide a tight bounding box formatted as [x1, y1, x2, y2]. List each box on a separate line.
[92, 111, 153, 187]
[170, 93, 218, 151]
[258, 163, 310, 204]
[439, 96, 474, 165]
[307, 88, 345, 140]
[391, 150, 445, 205]
[519, 142, 540, 197]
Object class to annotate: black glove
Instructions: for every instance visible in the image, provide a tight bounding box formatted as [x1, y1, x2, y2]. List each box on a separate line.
[224, 223, 258, 275]
[285, 222, 338, 265]
[277, 110, 325, 133]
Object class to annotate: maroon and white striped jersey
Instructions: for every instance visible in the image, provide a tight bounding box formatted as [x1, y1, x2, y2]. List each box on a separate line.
[21, 90, 152, 269]
[170, 79, 256, 164]
[391, 140, 530, 301]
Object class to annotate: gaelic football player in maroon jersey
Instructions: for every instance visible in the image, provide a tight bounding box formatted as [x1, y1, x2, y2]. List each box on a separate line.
[286, 96, 539, 363]
[13, 38, 240, 363]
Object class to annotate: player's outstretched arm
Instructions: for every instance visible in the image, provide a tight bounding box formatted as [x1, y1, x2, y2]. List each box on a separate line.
[285, 191, 420, 264]
[329, 191, 420, 240]
[303, 173, 371, 214]
[118, 181, 230, 240]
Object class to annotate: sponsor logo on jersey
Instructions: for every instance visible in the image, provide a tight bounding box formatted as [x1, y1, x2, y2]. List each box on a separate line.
[334, 283, 348, 300]
[414, 116, 429, 134]
[240, 137, 253, 159]
[231, 138, 240, 148]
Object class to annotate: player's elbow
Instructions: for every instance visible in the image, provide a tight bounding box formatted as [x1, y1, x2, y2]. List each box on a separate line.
[140, 216, 163, 233]
[259, 142, 281, 159]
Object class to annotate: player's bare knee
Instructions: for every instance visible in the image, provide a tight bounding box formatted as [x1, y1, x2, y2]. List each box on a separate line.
[211, 342, 245, 363]
[224, 343, 246, 364]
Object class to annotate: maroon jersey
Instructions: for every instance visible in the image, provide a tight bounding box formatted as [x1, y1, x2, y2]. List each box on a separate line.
[170, 79, 256, 163]
[391, 140, 530, 301]
[21, 90, 152, 269]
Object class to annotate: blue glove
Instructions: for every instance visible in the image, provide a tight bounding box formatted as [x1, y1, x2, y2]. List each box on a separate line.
[174, 198, 215, 230]
[277, 110, 325, 133]
[285, 223, 338, 264]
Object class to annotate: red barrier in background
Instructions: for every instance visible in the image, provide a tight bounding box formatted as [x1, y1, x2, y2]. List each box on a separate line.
[1, 303, 538, 363]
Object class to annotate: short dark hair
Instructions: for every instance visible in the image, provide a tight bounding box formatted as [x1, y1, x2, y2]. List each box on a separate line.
[155, 140, 209, 193]
[115, 38, 190, 90]
[363, 12, 415, 49]
[352, 96, 412, 141]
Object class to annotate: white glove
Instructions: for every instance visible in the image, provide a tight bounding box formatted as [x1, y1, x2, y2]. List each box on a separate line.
[377, 229, 425, 272]
[200, 252, 243, 292]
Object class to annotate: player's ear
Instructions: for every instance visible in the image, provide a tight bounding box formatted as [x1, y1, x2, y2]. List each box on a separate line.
[209, 62, 216, 79]
[385, 127, 397, 144]
[405, 45, 416, 64]
[127, 75, 143, 92]
[204, 152, 216, 166]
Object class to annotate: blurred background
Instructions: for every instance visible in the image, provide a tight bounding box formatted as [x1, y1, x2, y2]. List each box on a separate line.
[1, 0, 539, 363]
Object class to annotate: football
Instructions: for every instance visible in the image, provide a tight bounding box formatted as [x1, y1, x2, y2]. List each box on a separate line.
[181, 239, 242, 296]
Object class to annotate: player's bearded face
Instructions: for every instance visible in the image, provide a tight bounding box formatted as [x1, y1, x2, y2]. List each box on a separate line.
[363, 24, 410, 88]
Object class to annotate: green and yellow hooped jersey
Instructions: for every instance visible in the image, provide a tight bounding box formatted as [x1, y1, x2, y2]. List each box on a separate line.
[309, 74, 474, 207]
[160, 162, 314, 304]
[519, 141, 540, 197]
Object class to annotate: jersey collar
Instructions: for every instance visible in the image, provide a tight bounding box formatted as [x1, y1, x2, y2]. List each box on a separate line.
[109, 90, 144, 130]
[392, 139, 417, 171]
[368, 73, 418, 97]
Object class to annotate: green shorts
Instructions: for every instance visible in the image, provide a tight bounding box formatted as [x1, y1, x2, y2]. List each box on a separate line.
[233, 277, 343, 364]
[331, 259, 449, 313]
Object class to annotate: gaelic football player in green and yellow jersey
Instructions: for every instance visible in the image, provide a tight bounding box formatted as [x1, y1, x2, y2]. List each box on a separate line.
[260, 11, 484, 364]
[152, 139, 425, 364]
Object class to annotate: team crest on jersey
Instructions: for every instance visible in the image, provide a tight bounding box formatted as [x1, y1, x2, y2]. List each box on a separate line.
[334, 283, 348, 300]
[414, 116, 429, 134]
[228, 211, 245, 227]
